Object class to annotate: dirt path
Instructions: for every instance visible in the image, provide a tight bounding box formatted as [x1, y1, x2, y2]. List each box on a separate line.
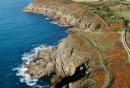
[121, 30, 130, 60]
[79, 34, 114, 88]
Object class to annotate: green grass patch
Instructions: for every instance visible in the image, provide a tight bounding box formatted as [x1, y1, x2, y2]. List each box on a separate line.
[113, 28, 125, 32]
[125, 51, 128, 60]
[79, 2, 99, 7]
[120, 1, 130, 4]
[116, 10, 130, 21]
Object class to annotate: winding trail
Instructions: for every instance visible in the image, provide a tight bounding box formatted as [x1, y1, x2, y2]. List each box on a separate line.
[121, 30, 130, 61]
[78, 33, 114, 88]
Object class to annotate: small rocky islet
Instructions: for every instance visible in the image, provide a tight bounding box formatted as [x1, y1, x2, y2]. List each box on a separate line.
[23, 0, 130, 88]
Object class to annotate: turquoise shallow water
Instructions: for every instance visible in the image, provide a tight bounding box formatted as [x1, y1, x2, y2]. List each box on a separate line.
[0, 0, 68, 88]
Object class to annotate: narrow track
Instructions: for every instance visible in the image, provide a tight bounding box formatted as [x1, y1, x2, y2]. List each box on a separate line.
[78, 34, 114, 88]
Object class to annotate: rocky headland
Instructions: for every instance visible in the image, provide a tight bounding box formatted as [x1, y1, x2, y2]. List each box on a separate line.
[23, 0, 130, 88]
[23, 0, 107, 32]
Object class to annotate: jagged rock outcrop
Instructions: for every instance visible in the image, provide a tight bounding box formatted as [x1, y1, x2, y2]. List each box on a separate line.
[25, 34, 90, 87]
[25, 46, 56, 78]
[23, 0, 107, 32]
[24, 33, 106, 88]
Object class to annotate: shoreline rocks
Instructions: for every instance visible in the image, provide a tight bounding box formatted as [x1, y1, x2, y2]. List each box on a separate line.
[25, 46, 57, 79]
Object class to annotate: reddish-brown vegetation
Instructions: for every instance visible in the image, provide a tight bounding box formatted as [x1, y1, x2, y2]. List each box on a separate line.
[105, 33, 126, 60]
[71, 33, 107, 88]
[103, 23, 125, 32]
[81, 31, 130, 87]
[105, 49, 126, 59]
[110, 23, 124, 29]
[94, 71, 106, 88]
[107, 33, 121, 40]
[110, 61, 130, 88]
[104, 32, 130, 88]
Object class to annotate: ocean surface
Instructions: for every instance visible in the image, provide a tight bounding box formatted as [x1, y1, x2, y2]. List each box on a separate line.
[0, 0, 68, 88]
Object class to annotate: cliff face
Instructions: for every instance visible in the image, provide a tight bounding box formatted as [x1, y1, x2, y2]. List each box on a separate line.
[23, 0, 107, 32]
[25, 33, 100, 88]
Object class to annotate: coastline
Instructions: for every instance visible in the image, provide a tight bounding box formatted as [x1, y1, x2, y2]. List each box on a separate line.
[21, 1, 112, 88]
[19, 0, 130, 88]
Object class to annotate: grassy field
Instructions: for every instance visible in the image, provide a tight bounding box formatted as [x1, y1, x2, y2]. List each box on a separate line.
[79, 1, 124, 25]
[116, 10, 130, 21]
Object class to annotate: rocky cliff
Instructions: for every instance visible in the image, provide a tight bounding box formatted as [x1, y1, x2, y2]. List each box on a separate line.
[23, 0, 107, 32]
[25, 33, 106, 88]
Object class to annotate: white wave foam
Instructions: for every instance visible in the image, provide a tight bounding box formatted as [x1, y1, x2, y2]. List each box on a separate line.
[13, 45, 52, 87]
[13, 66, 38, 86]
[50, 21, 63, 27]
[34, 85, 50, 88]
[65, 30, 70, 34]
[45, 18, 49, 20]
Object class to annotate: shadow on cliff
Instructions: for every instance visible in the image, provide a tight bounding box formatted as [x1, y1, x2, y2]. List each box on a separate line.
[37, 72, 59, 87]
[37, 76, 51, 87]
[55, 63, 90, 88]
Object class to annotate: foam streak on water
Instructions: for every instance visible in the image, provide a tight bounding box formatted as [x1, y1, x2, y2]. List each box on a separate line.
[50, 21, 63, 27]
[13, 45, 52, 87]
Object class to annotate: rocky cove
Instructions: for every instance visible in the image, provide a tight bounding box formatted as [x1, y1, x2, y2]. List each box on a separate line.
[21, 0, 130, 88]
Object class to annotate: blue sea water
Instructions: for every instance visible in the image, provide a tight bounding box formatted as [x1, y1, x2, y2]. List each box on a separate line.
[0, 0, 68, 88]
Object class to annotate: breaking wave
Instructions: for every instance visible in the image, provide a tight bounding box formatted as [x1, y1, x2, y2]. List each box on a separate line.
[13, 45, 52, 87]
